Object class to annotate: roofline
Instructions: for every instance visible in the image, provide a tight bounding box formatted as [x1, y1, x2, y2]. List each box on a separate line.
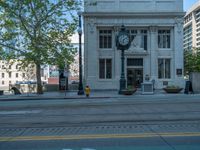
[186, 1, 200, 16]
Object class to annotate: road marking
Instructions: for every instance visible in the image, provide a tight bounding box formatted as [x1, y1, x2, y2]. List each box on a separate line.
[82, 148, 96, 150]
[0, 110, 41, 115]
[1, 132, 200, 142]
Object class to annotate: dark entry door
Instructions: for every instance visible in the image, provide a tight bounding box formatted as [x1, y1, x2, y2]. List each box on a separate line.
[127, 68, 143, 88]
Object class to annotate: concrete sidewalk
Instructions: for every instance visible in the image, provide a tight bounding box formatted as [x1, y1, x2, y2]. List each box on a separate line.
[0, 89, 198, 101]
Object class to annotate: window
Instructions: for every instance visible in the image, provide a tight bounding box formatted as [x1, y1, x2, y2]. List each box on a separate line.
[158, 58, 171, 79]
[9, 81, 11, 84]
[127, 58, 143, 66]
[16, 73, 18, 78]
[2, 81, 4, 85]
[129, 30, 137, 42]
[99, 30, 112, 49]
[128, 29, 148, 50]
[140, 30, 148, 50]
[41, 68, 44, 77]
[9, 65, 11, 69]
[99, 59, 112, 79]
[9, 72, 12, 78]
[23, 73, 25, 78]
[2, 73, 4, 78]
[158, 30, 171, 48]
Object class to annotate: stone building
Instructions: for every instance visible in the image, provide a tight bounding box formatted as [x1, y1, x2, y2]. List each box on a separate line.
[0, 60, 48, 92]
[83, 0, 185, 90]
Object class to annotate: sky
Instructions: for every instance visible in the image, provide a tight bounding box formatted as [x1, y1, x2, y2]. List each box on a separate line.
[184, 0, 199, 11]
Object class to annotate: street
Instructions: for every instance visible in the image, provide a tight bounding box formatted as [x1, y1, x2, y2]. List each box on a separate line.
[1, 122, 200, 150]
[1, 136, 200, 150]
[0, 96, 200, 149]
[1, 96, 200, 127]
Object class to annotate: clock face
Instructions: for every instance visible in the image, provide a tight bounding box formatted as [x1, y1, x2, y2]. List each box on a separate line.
[118, 34, 130, 46]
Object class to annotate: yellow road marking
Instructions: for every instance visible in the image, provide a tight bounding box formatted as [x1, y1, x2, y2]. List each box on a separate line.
[0, 132, 200, 142]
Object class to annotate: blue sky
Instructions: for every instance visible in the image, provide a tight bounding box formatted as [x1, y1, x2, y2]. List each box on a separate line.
[184, 0, 199, 11]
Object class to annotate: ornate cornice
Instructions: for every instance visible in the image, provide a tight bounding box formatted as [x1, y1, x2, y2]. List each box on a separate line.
[83, 12, 185, 18]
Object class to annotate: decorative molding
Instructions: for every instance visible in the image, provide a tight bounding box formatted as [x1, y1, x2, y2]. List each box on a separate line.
[83, 12, 185, 18]
[113, 26, 120, 32]
[84, 1, 97, 6]
[125, 50, 149, 56]
[175, 17, 184, 34]
[87, 18, 96, 33]
[149, 26, 157, 33]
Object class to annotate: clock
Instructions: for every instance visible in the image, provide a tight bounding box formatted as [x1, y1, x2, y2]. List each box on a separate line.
[116, 25, 131, 50]
[118, 34, 130, 46]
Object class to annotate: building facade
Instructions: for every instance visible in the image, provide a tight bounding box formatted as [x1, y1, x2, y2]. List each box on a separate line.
[84, 0, 185, 90]
[0, 60, 48, 91]
[184, 0, 200, 50]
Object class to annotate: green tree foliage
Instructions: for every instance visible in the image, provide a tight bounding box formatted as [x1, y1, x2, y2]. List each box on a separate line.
[0, 0, 81, 94]
[184, 48, 200, 75]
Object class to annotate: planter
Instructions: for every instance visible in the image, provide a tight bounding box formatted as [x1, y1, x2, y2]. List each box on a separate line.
[121, 89, 137, 95]
[163, 88, 183, 93]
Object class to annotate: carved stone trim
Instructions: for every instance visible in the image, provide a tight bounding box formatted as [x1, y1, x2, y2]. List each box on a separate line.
[87, 18, 96, 33]
[84, 1, 97, 6]
[149, 26, 157, 33]
[175, 17, 184, 34]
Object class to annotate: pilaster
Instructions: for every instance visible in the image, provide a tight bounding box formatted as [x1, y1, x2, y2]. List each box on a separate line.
[174, 18, 184, 87]
[149, 26, 158, 80]
[85, 18, 98, 88]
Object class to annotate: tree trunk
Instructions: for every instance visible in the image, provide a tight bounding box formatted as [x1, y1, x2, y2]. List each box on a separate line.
[36, 63, 43, 94]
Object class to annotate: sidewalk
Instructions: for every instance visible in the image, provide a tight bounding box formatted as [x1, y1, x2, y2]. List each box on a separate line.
[0, 89, 199, 101]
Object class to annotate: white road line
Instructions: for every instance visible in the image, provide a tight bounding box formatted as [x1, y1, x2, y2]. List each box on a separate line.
[62, 149, 96, 150]
[0, 110, 41, 115]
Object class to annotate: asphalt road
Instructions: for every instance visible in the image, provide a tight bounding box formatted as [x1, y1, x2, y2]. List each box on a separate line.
[1, 97, 200, 127]
[1, 134, 200, 150]
[1, 97, 200, 149]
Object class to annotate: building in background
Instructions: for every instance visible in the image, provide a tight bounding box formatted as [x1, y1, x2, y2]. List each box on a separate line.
[184, 0, 200, 50]
[0, 60, 48, 91]
[84, 0, 185, 90]
[69, 33, 84, 84]
[45, 33, 82, 85]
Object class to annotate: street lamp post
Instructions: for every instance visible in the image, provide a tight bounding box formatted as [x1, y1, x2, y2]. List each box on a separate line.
[77, 11, 84, 95]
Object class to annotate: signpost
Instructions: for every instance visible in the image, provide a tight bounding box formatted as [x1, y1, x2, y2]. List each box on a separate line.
[64, 62, 68, 96]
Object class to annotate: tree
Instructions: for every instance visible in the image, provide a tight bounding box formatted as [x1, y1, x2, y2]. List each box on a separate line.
[184, 48, 200, 75]
[0, 0, 80, 94]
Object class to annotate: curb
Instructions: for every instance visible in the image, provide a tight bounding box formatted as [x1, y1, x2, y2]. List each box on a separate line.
[0, 96, 114, 101]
